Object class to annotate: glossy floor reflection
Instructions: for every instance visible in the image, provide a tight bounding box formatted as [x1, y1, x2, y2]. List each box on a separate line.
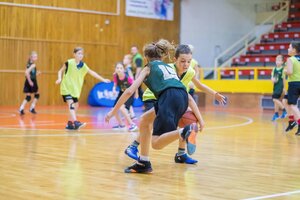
[0, 106, 299, 200]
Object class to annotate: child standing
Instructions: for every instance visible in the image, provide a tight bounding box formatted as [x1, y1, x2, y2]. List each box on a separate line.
[271, 55, 287, 121]
[112, 62, 138, 131]
[123, 54, 136, 119]
[56, 47, 110, 130]
[19, 51, 40, 115]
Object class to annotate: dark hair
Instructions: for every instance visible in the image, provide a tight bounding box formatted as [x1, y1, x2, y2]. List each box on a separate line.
[74, 47, 84, 53]
[143, 39, 174, 61]
[175, 45, 192, 59]
[291, 41, 300, 53]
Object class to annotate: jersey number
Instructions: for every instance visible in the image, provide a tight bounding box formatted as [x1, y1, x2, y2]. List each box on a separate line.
[158, 65, 179, 80]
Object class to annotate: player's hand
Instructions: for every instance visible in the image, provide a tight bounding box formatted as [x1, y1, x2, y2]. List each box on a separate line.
[198, 119, 205, 132]
[103, 79, 111, 83]
[29, 81, 34, 87]
[37, 70, 42, 75]
[55, 79, 61, 84]
[105, 111, 113, 123]
[134, 92, 139, 99]
[215, 93, 226, 105]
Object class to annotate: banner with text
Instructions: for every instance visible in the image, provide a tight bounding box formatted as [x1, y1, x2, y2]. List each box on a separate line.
[126, 0, 174, 21]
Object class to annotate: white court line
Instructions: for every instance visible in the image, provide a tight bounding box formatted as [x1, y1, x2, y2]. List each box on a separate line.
[0, 131, 131, 138]
[243, 190, 300, 200]
[0, 114, 253, 138]
[206, 114, 253, 130]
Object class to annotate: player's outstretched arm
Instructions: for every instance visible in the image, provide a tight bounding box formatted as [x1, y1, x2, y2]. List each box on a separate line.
[191, 76, 226, 105]
[88, 69, 110, 83]
[105, 67, 150, 123]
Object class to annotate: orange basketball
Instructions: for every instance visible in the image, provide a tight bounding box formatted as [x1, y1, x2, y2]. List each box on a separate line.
[178, 111, 198, 128]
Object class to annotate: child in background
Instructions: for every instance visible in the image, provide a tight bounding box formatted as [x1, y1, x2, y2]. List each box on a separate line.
[19, 51, 41, 115]
[56, 47, 110, 130]
[112, 62, 138, 131]
[123, 54, 136, 119]
[271, 55, 287, 121]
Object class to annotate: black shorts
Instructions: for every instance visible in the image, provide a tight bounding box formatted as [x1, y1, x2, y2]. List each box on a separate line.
[23, 79, 38, 93]
[287, 82, 300, 105]
[143, 99, 157, 112]
[153, 88, 188, 136]
[114, 91, 134, 110]
[283, 94, 288, 99]
[272, 93, 282, 99]
[62, 95, 78, 103]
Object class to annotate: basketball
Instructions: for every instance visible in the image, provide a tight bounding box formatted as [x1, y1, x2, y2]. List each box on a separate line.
[178, 111, 198, 128]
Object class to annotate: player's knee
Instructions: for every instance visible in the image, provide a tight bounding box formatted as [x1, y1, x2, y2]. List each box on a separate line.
[34, 93, 40, 99]
[69, 102, 75, 110]
[151, 141, 163, 150]
[25, 95, 31, 102]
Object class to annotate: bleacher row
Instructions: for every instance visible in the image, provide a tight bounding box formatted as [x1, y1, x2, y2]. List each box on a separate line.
[228, 0, 300, 79]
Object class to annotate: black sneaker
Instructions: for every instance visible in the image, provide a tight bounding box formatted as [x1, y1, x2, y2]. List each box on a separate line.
[124, 159, 153, 173]
[295, 125, 300, 136]
[74, 121, 86, 130]
[30, 108, 37, 114]
[20, 109, 25, 115]
[285, 121, 297, 132]
[65, 121, 75, 130]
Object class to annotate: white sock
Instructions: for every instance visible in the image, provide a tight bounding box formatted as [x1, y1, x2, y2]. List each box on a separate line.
[30, 104, 35, 110]
[139, 155, 150, 161]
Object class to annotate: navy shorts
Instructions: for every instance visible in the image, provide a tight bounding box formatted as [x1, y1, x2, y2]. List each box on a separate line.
[23, 79, 38, 93]
[114, 91, 134, 110]
[272, 93, 282, 99]
[62, 95, 78, 103]
[287, 82, 300, 105]
[143, 99, 157, 112]
[153, 88, 188, 136]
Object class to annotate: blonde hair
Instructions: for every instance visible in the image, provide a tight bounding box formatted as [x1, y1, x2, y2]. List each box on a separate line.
[143, 39, 174, 61]
[124, 54, 132, 61]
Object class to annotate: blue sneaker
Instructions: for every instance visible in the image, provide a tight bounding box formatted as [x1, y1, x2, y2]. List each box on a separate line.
[112, 124, 126, 129]
[280, 110, 287, 119]
[272, 113, 280, 121]
[124, 145, 139, 160]
[175, 153, 198, 164]
[181, 123, 198, 155]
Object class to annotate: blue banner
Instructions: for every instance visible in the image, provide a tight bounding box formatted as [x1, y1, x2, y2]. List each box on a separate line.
[88, 82, 143, 107]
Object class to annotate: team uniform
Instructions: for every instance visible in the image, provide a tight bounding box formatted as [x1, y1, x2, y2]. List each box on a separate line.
[132, 53, 144, 99]
[287, 56, 300, 105]
[113, 73, 134, 110]
[60, 58, 89, 102]
[271, 66, 285, 99]
[60, 58, 89, 130]
[23, 62, 38, 93]
[142, 63, 195, 111]
[143, 61, 188, 135]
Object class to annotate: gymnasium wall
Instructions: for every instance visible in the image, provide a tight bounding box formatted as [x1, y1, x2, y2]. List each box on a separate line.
[180, 0, 280, 68]
[0, 0, 180, 106]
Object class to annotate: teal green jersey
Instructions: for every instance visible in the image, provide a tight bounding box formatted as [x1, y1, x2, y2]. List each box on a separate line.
[144, 60, 186, 98]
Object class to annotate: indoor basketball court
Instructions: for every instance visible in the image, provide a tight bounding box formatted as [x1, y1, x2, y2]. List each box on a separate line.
[1, 0, 300, 199]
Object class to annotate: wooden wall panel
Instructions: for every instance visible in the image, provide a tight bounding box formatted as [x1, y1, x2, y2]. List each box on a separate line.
[0, 0, 180, 106]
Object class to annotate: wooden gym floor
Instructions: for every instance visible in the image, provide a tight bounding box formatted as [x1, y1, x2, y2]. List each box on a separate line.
[0, 106, 299, 200]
